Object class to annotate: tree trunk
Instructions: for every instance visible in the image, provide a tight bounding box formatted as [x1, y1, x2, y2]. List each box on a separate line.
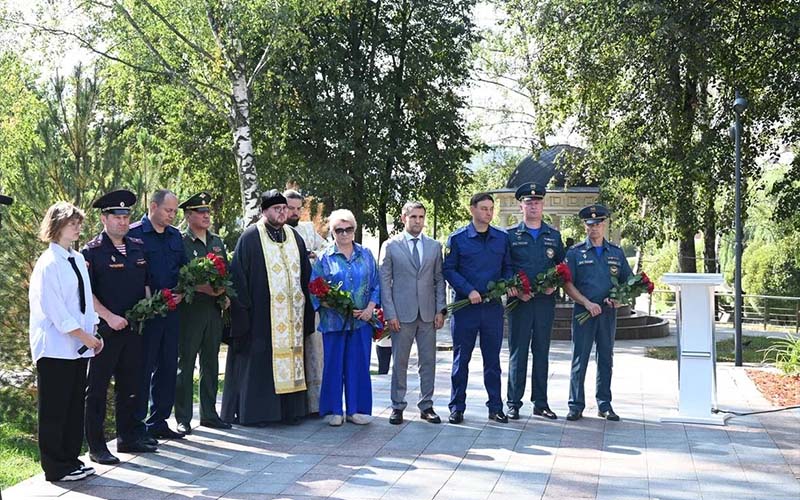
[678, 236, 697, 273]
[230, 70, 261, 226]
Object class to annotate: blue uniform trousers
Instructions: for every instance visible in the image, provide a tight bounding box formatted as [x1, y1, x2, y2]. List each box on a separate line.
[507, 296, 555, 410]
[135, 311, 180, 432]
[449, 301, 504, 413]
[320, 324, 373, 416]
[568, 305, 616, 412]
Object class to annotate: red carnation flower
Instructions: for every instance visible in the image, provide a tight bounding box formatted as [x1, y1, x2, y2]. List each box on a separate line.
[309, 277, 331, 297]
[556, 262, 572, 283]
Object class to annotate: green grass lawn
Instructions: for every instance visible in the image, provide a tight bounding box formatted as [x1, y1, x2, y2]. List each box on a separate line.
[0, 374, 225, 489]
[646, 336, 787, 363]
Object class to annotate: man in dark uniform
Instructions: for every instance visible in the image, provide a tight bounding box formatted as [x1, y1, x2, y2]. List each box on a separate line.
[563, 204, 632, 422]
[443, 192, 514, 425]
[506, 182, 564, 420]
[128, 189, 188, 439]
[174, 192, 232, 434]
[82, 190, 156, 464]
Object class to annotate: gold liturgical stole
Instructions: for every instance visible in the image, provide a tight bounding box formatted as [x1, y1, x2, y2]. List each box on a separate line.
[257, 221, 306, 394]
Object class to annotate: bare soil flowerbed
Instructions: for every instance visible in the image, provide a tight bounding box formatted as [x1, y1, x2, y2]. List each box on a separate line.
[745, 369, 800, 407]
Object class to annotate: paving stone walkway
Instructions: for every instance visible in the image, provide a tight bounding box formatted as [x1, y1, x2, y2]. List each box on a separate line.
[4, 329, 799, 500]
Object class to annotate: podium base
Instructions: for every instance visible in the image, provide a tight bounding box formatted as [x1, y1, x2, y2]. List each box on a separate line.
[660, 412, 731, 426]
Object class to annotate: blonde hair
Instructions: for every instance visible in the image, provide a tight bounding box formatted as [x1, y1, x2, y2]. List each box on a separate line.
[39, 201, 85, 243]
[328, 209, 357, 233]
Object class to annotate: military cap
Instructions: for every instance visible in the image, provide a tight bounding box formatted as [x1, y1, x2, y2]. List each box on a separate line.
[515, 182, 546, 201]
[93, 189, 136, 214]
[0, 194, 12, 205]
[179, 191, 212, 212]
[578, 204, 609, 225]
[260, 189, 287, 210]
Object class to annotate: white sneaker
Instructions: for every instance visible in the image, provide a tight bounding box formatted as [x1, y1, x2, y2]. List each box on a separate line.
[80, 466, 96, 476]
[55, 468, 88, 482]
[346, 413, 372, 425]
[327, 414, 344, 426]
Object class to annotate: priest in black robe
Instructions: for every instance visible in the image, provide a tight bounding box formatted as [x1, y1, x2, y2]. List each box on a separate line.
[221, 190, 314, 425]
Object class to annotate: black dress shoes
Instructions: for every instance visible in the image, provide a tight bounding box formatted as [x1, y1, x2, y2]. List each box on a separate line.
[488, 410, 509, 423]
[533, 407, 558, 420]
[148, 427, 185, 439]
[389, 409, 404, 425]
[598, 409, 620, 421]
[507, 407, 520, 420]
[448, 410, 464, 424]
[200, 418, 233, 429]
[419, 408, 441, 424]
[176, 422, 192, 435]
[90, 449, 120, 465]
[117, 441, 157, 453]
[566, 409, 583, 421]
[141, 436, 158, 447]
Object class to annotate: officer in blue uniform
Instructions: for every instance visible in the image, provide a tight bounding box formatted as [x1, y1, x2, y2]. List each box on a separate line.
[563, 204, 631, 422]
[128, 189, 189, 439]
[443, 192, 514, 424]
[82, 190, 157, 464]
[506, 182, 564, 420]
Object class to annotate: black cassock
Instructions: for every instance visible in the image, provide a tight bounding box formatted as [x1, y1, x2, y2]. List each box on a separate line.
[221, 224, 314, 425]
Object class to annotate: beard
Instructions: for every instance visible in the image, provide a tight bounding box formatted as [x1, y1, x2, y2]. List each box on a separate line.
[286, 215, 300, 227]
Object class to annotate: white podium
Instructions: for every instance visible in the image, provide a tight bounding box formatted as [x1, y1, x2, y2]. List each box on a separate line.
[660, 273, 730, 426]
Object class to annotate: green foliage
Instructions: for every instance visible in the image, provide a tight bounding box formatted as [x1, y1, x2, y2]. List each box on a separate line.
[760, 333, 800, 376]
[0, 386, 40, 489]
[647, 336, 786, 363]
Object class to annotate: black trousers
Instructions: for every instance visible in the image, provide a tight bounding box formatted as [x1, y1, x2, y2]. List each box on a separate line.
[37, 357, 88, 481]
[85, 332, 144, 451]
[376, 345, 392, 375]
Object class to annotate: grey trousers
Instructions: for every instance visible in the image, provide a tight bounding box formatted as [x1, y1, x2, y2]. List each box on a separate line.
[391, 316, 437, 411]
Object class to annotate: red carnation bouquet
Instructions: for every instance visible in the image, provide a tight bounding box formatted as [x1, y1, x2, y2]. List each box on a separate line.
[126, 289, 179, 334]
[507, 263, 571, 311]
[576, 271, 655, 324]
[177, 252, 236, 308]
[309, 277, 386, 339]
[448, 270, 531, 313]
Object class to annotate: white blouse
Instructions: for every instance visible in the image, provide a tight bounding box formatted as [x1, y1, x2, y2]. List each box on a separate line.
[29, 243, 99, 363]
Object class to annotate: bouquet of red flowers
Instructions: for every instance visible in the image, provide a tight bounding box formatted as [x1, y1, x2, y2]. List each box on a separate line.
[448, 270, 531, 313]
[576, 271, 655, 324]
[309, 277, 386, 339]
[126, 289, 179, 334]
[507, 264, 571, 311]
[177, 252, 236, 308]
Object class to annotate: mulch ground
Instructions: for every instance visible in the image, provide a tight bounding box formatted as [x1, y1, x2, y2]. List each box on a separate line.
[746, 369, 800, 407]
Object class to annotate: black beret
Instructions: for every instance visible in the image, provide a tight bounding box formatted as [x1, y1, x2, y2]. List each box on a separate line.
[260, 189, 287, 210]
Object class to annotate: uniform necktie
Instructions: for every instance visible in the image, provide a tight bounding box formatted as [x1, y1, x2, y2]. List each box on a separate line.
[67, 256, 86, 314]
[411, 238, 420, 269]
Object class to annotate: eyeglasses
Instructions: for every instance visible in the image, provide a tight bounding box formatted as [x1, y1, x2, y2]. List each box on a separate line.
[269, 206, 287, 213]
[334, 226, 355, 235]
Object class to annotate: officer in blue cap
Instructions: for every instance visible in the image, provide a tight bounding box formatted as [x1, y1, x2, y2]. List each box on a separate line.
[506, 182, 564, 420]
[443, 192, 514, 424]
[563, 204, 631, 421]
[82, 189, 156, 464]
[128, 189, 189, 439]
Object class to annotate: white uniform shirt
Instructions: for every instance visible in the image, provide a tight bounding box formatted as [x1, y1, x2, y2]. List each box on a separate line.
[29, 242, 99, 363]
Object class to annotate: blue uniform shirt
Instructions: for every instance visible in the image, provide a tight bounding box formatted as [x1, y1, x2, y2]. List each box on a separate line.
[311, 243, 381, 333]
[82, 232, 149, 335]
[443, 222, 513, 300]
[564, 238, 632, 309]
[508, 221, 565, 295]
[128, 215, 188, 291]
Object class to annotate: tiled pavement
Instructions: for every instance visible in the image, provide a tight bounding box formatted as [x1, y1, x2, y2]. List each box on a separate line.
[4, 328, 799, 500]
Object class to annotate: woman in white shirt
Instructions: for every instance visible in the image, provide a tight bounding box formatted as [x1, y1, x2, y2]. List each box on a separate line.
[29, 201, 103, 482]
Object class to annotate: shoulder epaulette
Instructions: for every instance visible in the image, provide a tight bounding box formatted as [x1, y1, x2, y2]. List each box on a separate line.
[129, 221, 143, 229]
[127, 236, 144, 245]
[569, 242, 584, 250]
[607, 241, 621, 249]
[489, 224, 507, 234]
[85, 234, 103, 249]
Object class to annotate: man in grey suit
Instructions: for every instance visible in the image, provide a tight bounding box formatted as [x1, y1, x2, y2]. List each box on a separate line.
[379, 201, 447, 425]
